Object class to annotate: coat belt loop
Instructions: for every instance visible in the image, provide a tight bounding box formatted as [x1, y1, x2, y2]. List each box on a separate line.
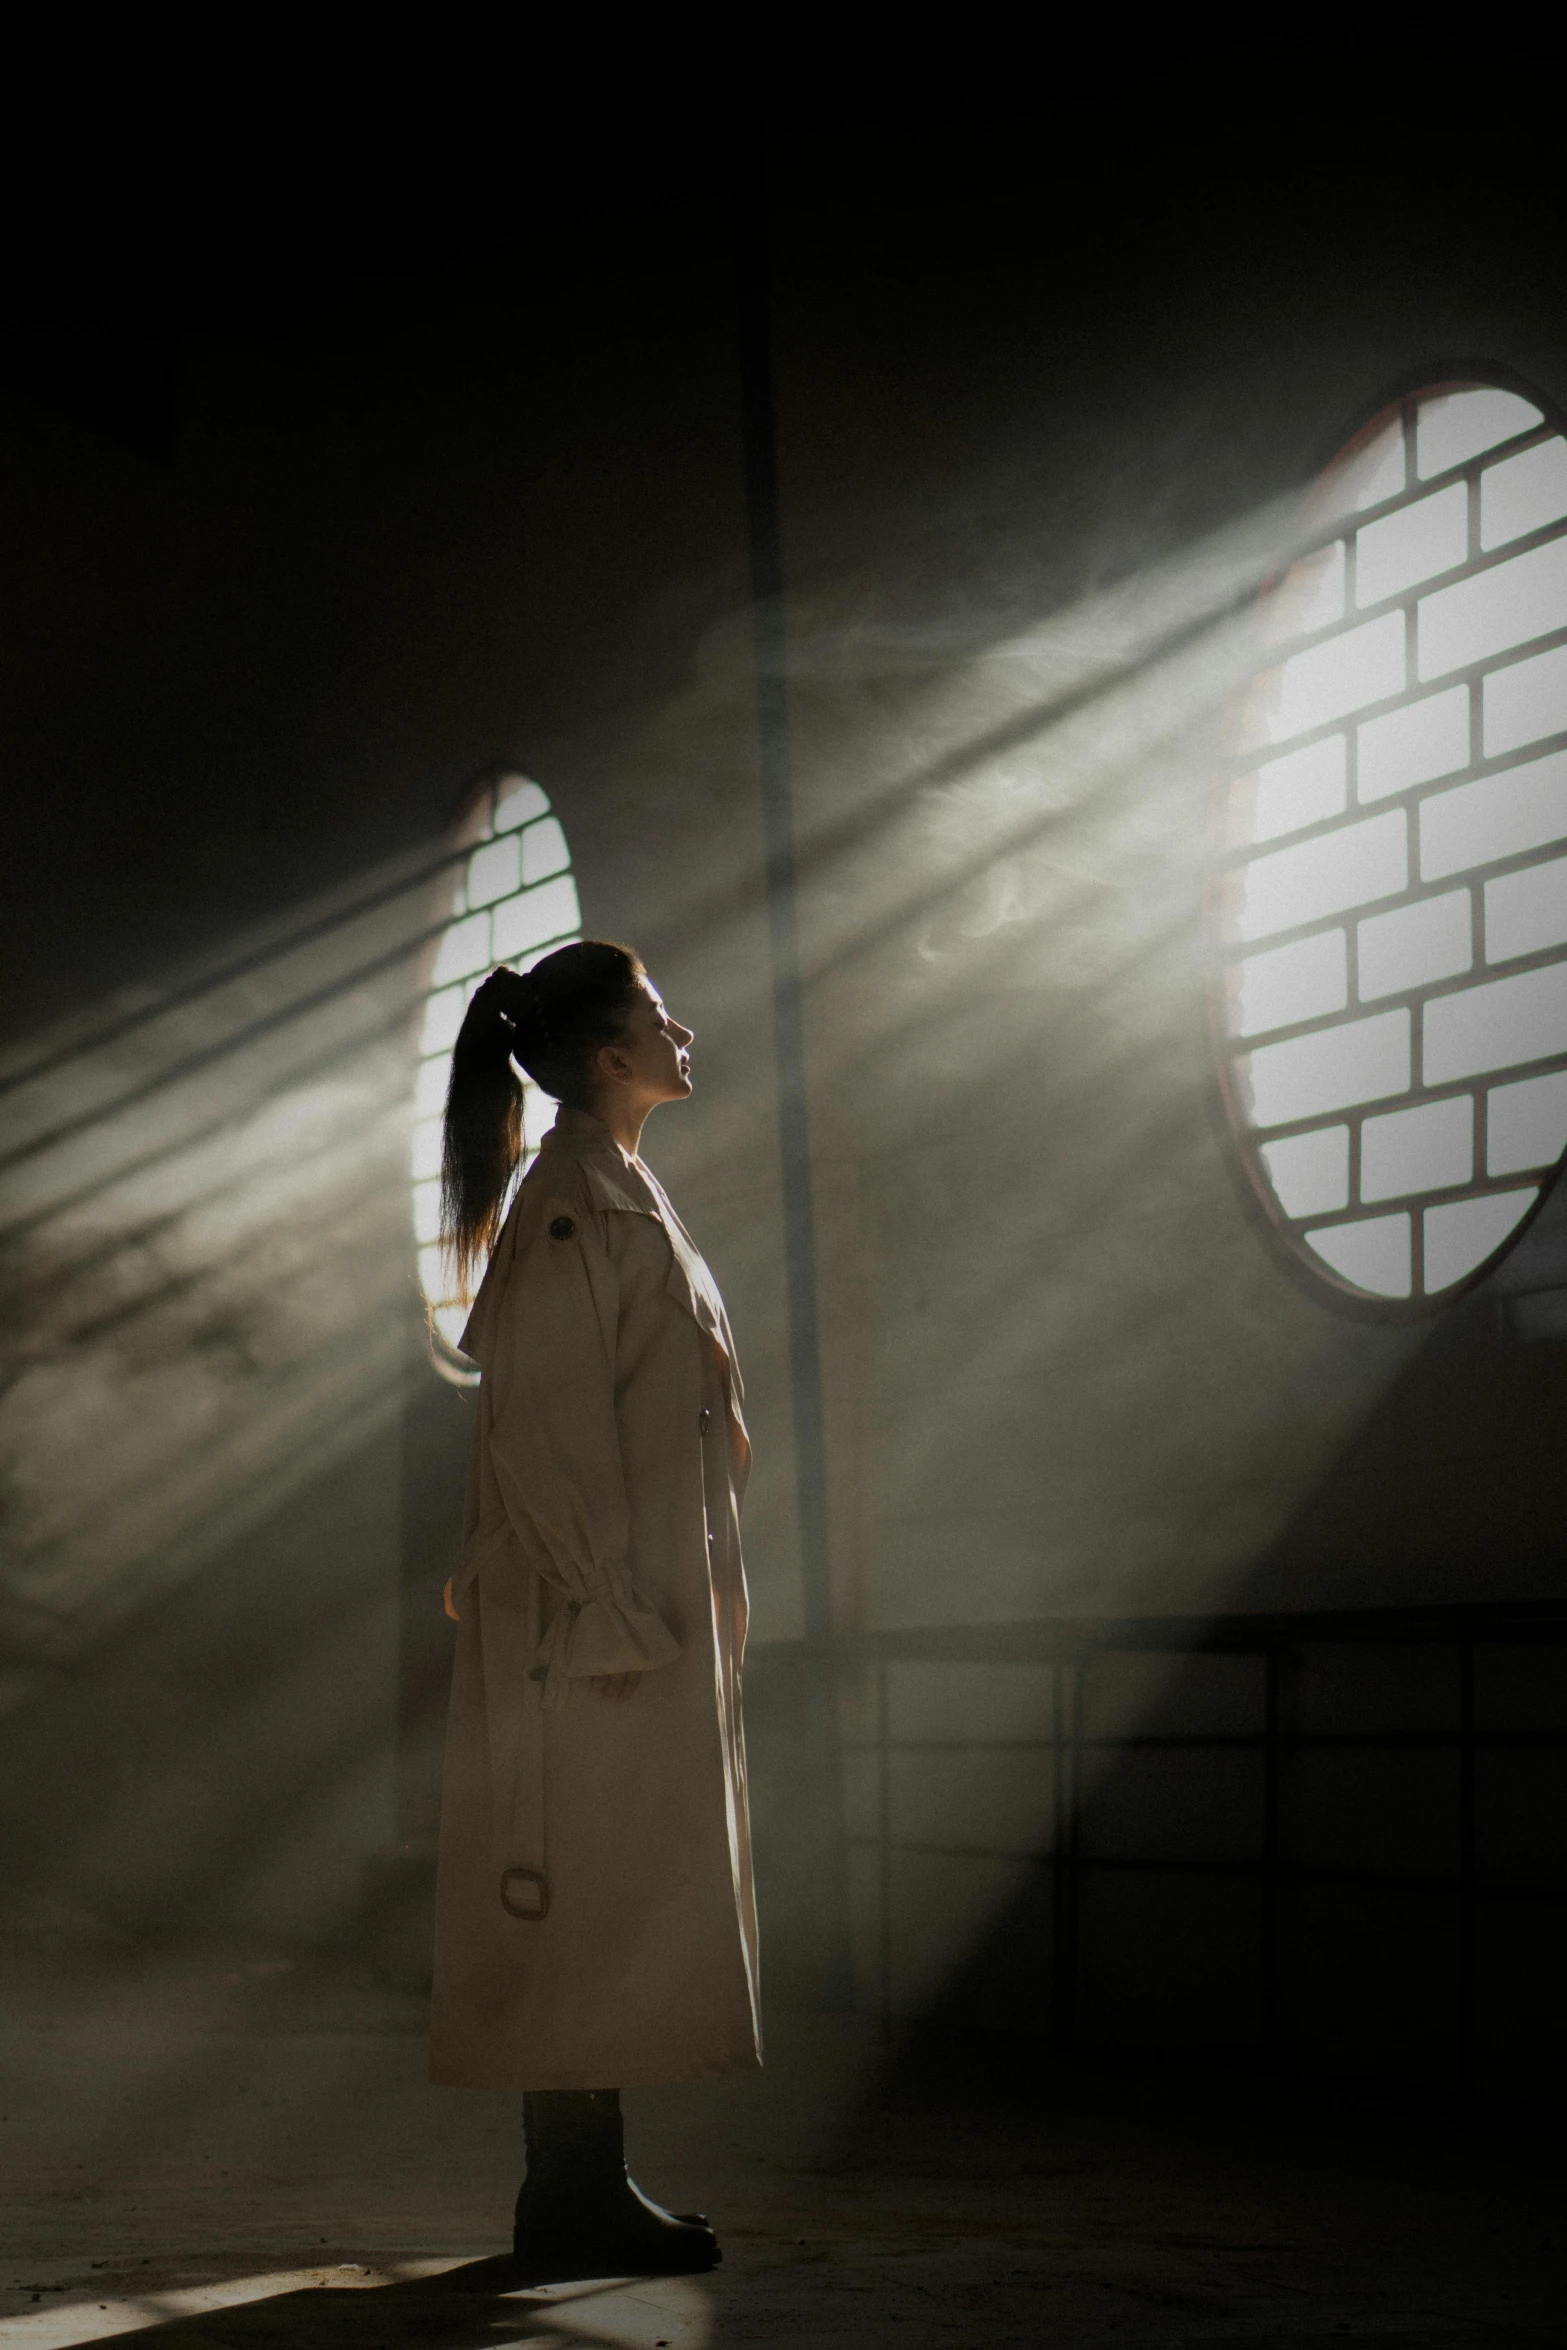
[481, 1567, 550, 1923]
[510, 1565, 549, 1916]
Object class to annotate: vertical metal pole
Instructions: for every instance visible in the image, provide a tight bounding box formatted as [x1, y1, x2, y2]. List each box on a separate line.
[1051, 1657, 1081, 2047]
[1458, 1637, 1477, 2105]
[734, 193, 832, 1644]
[877, 1653, 893, 2048]
[736, 190, 852, 2006]
[1050, 1659, 1067, 2042]
[1262, 1644, 1281, 2060]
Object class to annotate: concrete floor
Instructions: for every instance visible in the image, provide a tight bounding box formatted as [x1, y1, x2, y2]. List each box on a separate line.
[1, 1942, 1563, 2348]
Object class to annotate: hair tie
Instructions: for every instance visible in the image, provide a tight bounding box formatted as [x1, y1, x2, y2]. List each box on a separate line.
[475, 964, 550, 1046]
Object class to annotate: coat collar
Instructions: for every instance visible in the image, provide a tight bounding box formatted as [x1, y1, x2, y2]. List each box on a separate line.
[453, 1113, 619, 1365]
[466, 1107, 738, 1382]
[539, 1105, 653, 1216]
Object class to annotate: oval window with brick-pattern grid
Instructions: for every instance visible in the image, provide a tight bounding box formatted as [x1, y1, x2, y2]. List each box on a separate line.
[1211, 378, 1567, 1309]
[412, 774, 582, 1381]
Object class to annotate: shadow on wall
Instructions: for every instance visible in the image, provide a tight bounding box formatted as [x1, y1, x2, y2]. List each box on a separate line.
[840, 1246, 1567, 2104]
[873, 1622, 1567, 2109]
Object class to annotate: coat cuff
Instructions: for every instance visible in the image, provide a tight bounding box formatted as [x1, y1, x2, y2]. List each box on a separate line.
[535, 1583, 680, 1706]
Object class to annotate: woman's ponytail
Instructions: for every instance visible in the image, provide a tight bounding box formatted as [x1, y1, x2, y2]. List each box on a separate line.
[439, 940, 646, 1302]
[440, 967, 536, 1303]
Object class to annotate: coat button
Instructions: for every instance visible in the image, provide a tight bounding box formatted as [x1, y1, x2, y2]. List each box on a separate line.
[699, 1407, 712, 1434]
[549, 1215, 576, 1241]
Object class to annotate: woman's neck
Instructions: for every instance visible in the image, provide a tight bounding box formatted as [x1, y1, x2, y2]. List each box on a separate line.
[585, 1093, 648, 1161]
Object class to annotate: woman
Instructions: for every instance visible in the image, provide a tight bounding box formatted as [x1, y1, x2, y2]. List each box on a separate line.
[428, 940, 760, 2279]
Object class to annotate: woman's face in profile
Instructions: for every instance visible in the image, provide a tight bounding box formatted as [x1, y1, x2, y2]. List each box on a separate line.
[607, 981, 694, 1109]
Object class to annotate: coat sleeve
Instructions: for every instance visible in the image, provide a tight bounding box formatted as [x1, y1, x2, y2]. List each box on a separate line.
[482, 1188, 681, 1705]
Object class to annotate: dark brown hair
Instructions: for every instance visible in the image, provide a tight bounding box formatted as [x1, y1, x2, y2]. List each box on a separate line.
[439, 939, 645, 1299]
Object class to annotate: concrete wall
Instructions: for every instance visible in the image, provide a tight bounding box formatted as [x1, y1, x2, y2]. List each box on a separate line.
[1, 91, 1563, 2080]
[0, 205, 804, 1952]
[771, 136, 1567, 1633]
[762, 123, 1567, 2072]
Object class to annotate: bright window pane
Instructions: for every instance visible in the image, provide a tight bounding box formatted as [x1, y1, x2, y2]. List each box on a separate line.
[1261, 1125, 1349, 1216]
[1416, 389, 1542, 479]
[1325, 419, 1405, 515]
[467, 833, 521, 908]
[1216, 384, 1567, 1312]
[1357, 685, 1469, 803]
[1230, 930, 1347, 1037]
[1480, 437, 1567, 551]
[494, 776, 552, 831]
[414, 1054, 449, 1118]
[1241, 1009, 1409, 1127]
[1487, 1071, 1567, 1175]
[521, 816, 572, 885]
[411, 1116, 443, 1181]
[1423, 1188, 1536, 1291]
[412, 1177, 442, 1244]
[430, 909, 492, 986]
[1484, 644, 1567, 757]
[1357, 891, 1472, 1001]
[1355, 483, 1467, 607]
[1265, 611, 1406, 741]
[1305, 1213, 1411, 1297]
[1484, 854, 1567, 963]
[492, 873, 582, 959]
[1360, 1096, 1472, 1202]
[420, 984, 467, 1055]
[1249, 735, 1348, 841]
[1418, 536, 1567, 681]
[1423, 959, 1567, 1083]
[433, 1304, 471, 1352]
[1233, 809, 1406, 942]
[1267, 541, 1346, 639]
[1419, 747, 1567, 882]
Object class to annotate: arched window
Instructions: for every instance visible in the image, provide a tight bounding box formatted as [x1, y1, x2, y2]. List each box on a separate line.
[1211, 378, 1567, 1309]
[411, 774, 582, 1381]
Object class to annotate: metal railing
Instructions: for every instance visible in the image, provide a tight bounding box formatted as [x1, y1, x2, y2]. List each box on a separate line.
[827, 1598, 1567, 2094]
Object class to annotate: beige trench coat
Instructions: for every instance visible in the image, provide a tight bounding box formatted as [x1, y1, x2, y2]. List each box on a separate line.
[428, 1106, 761, 2090]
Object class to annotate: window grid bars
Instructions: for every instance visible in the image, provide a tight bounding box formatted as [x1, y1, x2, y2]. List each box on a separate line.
[1284, 410, 1559, 590]
[846, 1602, 1567, 2089]
[1213, 384, 1567, 1302]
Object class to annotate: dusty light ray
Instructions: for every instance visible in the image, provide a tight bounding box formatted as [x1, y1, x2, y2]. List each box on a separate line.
[0, 838, 468, 1103]
[0, 853, 428, 1689]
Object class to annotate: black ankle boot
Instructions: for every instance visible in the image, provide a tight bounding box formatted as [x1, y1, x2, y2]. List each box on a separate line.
[512, 2089, 720, 2277]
